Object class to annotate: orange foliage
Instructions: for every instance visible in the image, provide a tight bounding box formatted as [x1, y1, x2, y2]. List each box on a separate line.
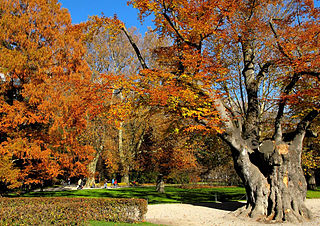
[0, 0, 106, 189]
[128, 0, 320, 137]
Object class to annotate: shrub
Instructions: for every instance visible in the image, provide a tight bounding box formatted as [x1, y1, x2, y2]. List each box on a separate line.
[0, 197, 147, 225]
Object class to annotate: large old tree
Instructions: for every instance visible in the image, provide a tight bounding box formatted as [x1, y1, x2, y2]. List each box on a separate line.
[127, 0, 320, 222]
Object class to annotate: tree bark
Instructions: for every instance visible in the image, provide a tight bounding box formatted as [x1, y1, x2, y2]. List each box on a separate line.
[118, 120, 130, 185]
[229, 135, 312, 223]
[121, 166, 130, 185]
[85, 150, 101, 188]
[224, 34, 318, 223]
[156, 174, 165, 193]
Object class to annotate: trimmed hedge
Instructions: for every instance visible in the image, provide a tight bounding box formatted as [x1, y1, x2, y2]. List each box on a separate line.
[0, 197, 147, 225]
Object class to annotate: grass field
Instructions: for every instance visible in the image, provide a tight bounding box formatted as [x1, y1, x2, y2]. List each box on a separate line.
[306, 187, 320, 199]
[16, 185, 320, 203]
[20, 186, 247, 204]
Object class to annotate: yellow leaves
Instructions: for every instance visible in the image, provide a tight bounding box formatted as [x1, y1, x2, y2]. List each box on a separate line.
[181, 107, 210, 118]
[83, 15, 124, 44]
[302, 149, 320, 176]
[129, 0, 233, 42]
[0, 153, 21, 189]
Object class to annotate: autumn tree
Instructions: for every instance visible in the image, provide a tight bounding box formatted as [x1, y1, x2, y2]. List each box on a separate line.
[82, 19, 142, 185]
[0, 0, 96, 191]
[126, 0, 319, 222]
[82, 17, 171, 185]
[289, 78, 320, 190]
[192, 134, 240, 185]
[134, 111, 199, 192]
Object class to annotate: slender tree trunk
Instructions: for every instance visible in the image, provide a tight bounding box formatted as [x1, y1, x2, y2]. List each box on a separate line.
[118, 121, 130, 185]
[116, 89, 130, 185]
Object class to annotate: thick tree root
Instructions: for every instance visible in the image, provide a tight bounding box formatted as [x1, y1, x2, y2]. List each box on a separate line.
[232, 205, 251, 217]
[232, 202, 313, 223]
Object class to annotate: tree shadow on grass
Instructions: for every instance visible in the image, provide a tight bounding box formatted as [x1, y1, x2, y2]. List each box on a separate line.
[192, 201, 246, 211]
[176, 189, 246, 204]
[20, 186, 247, 208]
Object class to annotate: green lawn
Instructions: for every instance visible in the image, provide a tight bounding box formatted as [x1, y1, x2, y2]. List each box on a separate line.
[20, 186, 247, 204]
[307, 187, 320, 199]
[16, 185, 320, 203]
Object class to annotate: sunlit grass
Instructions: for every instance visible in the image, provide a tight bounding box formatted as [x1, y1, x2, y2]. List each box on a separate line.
[20, 186, 247, 204]
[307, 187, 320, 199]
[17, 185, 320, 203]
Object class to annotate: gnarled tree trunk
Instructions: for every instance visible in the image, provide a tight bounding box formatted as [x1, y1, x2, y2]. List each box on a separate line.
[216, 35, 319, 222]
[230, 137, 312, 222]
[219, 35, 318, 222]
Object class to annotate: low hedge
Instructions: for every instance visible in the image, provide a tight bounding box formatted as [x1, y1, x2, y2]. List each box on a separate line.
[0, 197, 147, 225]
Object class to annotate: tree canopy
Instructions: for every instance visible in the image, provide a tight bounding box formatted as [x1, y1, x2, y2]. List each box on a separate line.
[0, 0, 319, 223]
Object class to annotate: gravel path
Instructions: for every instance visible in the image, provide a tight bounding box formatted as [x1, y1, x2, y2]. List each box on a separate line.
[146, 199, 320, 226]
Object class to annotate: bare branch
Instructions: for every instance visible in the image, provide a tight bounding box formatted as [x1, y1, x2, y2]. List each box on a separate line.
[273, 72, 300, 141]
[269, 19, 292, 62]
[257, 62, 272, 82]
[162, 12, 200, 50]
[283, 109, 319, 142]
[121, 25, 148, 70]
[295, 109, 319, 136]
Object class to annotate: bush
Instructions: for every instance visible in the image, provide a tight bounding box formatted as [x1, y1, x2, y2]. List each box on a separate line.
[0, 197, 147, 225]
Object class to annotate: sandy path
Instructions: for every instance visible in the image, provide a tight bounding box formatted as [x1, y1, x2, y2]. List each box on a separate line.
[146, 199, 320, 226]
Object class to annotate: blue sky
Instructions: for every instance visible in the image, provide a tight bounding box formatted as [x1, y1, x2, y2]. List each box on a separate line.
[59, 0, 320, 34]
[59, 0, 153, 34]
